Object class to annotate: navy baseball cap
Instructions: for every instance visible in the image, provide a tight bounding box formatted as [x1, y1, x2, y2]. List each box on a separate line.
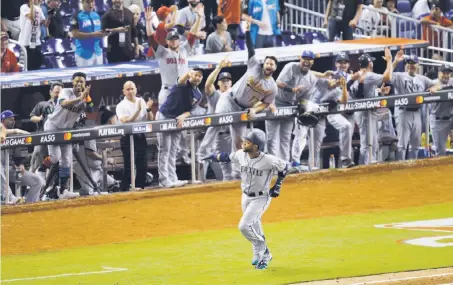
[405, 54, 419, 64]
[218, 72, 232, 81]
[166, 31, 179, 40]
[440, 63, 453, 72]
[301, 50, 315, 59]
[244, 128, 266, 151]
[336, 53, 350, 62]
[358, 53, 376, 66]
[1, 110, 17, 121]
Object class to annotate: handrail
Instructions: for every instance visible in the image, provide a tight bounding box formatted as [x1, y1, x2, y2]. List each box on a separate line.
[2, 90, 453, 149]
[285, 3, 325, 17]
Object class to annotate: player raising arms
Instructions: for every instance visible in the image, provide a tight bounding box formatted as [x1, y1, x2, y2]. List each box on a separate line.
[204, 129, 289, 270]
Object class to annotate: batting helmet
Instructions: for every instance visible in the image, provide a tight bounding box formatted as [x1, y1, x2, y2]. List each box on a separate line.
[244, 128, 266, 151]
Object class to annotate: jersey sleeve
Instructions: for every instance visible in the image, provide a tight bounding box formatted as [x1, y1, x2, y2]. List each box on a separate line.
[391, 72, 403, 86]
[229, 150, 242, 164]
[365, 72, 384, 86]
[271, 155, 288, 172]
[69, 11, 80, 31]
[276, 63, 293, 85]
[155, 44, 169, 58]
[422, 75, 436, 89]
[247, 55, 261, 73]
[115, 102, 127, 121]
[58, 89, 71, 104]
[262, 85, 278, 104]
[29, 102, 44, 117]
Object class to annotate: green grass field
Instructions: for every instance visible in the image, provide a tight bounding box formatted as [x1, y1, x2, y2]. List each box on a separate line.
[2, 202, 453, 285]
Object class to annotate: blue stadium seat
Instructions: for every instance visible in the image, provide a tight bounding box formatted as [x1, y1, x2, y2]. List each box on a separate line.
[278, 31, 304, 46]
[445, 10, 453, 20]
[235, 37, 245, 51]
[397, 0, 412, 14]
[396, 19, 417, 38]
[43, 54, 59, 69]
[303, 32, 327, 44]
[95, 0, 110, 15]
[58, 53, 77, 68]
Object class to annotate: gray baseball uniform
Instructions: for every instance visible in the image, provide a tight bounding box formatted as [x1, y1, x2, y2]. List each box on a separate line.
[45, 88, 89, 168]
[267, 62, 317, 163]
[429, 79, 453, 156]
[230, 149, 287, 261]
[351, 72, 383, 165]
[391, 72, 435, 160]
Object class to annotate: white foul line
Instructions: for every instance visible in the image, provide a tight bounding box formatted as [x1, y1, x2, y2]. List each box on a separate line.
[1, 266, 128, 283]
[347, 272, 453, 285]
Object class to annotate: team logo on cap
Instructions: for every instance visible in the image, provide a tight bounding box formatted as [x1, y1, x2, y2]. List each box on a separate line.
[64, 132, 72, 141]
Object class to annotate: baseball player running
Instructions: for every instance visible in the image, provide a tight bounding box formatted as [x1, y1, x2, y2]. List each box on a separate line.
[36, 72, 94, 199]
[429, 63, 453, 156]
[204, 128, 289, 270]
[348, 48, 393, 165]
[196, 58, 234, 180]
[29, 82, 62, 172]
[1, 111, 43, 204]
[391, 51, 438, 160]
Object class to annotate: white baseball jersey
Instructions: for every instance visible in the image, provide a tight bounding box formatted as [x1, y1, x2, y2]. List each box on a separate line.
[275, 62, 318, 106]
[232, 56, 278, 108]
[229, 150, 287, 195]
[46, 88, 87, 129]
[156, 42, 191, 86]
[391, 72, 435, 95]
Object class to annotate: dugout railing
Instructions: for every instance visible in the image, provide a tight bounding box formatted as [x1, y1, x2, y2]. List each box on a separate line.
[2, 89, 453, 203]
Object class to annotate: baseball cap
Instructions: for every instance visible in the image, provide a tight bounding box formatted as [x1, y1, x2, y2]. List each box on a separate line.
[166, 31, 179, 40]
[336, 53, 350, 62]
[1, 32, 9, 40]
[405, 54, 419, 64]
[358, 53, 376, 66]
[244, 128, 266, 151]
[440, 63, 453, 72]
[157, 6, 172, 21]
[301, 50, 315, 59]
[1, 110, 17, 121]
[218, 72, 232, 81]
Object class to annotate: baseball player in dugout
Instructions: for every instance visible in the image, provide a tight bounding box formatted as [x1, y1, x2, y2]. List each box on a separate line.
[429, 63, 453, 156]
[157, 68, 204, 188]
[204, 128, 289, 270]
[391, 50, 439, 161]
[29, 82, 63, 172]
[196, 58, 235, 180]
[1, 111, 44, 204]
[116, 81, 154, 191]
[348, 48, 393, 165]
[36, 72, 94, 200]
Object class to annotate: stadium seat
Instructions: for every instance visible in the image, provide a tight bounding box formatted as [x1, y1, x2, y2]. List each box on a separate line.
[95, 0, 110, 15]
[235, 36, 245, 51]
[59, 0, 77, 17]
[396, 19, 417, 38]
[58, 53, 77, 68]
[43, 54, 59, 69]
[445, 10, 453, 21]
[397, 0, 412, 15]
[303, 32, 327, 44]
[278, 31, 304, 46]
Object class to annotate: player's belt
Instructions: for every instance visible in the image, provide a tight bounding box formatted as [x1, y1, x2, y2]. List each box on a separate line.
[435, 116, 452, 120]
[229, 92, 249, 110]
[244, 191, 265, 197]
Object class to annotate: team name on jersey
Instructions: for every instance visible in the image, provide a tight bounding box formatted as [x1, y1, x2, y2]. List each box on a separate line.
[246, 76, 273, 96]
[166, 58, 186, 65]
[240, 166, 264, 176]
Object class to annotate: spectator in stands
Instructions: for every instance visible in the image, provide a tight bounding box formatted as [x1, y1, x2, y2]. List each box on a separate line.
[421, 0, 453, 48]
[19, 0, 46, 70]
[243, 0, 281, 48]
[41, 0, 65, 39]
[412, 0, 430, 19]
[217, 0, 242, 42]
[29, 82, 62, 172]
[385, 0, 399, 13]
[128, 4, 146, 60]
[205, 16, 233, 53]
[359, 0, 390, 36]
[102, 0, 139, 63]
[1, 32, 20, 73]
[323, 0, 363, 41]
[176, 0, 206, 39]
[123, 0, 144, 12]
[116, 81, 154, 191]
[1, 0, 27, 40]
[70, 0, 106, 67]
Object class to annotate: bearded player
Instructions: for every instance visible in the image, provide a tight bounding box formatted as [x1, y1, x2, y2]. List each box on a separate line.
[204, 128, 288, 270]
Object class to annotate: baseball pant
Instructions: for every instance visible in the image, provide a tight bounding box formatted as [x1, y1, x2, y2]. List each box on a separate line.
[75, 53, 103, 67]
[327, 113, 353, 161]
[265, 117, 294, 162]
[309, 118, 326, 169]
[238, 192, 271, 258]
[395, 109, 422, 160]
[120, 134, 148, 190]
[291, 120, 309, 164]
[30, 144, 48, 172]
[1, 167, 43, 203]
[356, 111, 379, 165]
[157, 112, 182, 186]
[430, 115, 453, 156]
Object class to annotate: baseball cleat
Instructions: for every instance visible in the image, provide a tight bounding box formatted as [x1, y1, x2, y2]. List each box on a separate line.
[251, 254, 260, 266]
[174, 180, 188, 187]
[341, 159, 355, 168]
[255, 248, 272, 269]
[59, 189, 79, 200]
